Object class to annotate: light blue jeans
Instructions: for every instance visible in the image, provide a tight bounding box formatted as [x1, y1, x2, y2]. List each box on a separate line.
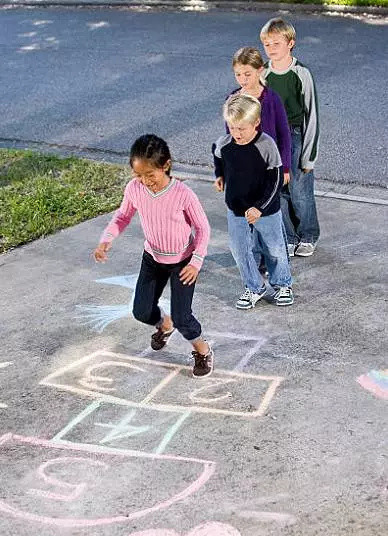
[280, 126, 320, 245]
[227, 208, 292, 292]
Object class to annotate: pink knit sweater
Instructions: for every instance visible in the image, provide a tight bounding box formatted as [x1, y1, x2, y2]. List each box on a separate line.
[100, 178, 210, 270]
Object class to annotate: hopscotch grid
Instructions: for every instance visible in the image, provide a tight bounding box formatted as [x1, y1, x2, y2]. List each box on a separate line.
[42, 384, 282, 418]
[41, 349, 282, 383]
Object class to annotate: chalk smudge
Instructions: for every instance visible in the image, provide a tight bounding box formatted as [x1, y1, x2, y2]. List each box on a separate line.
[357, 369, 388, 400]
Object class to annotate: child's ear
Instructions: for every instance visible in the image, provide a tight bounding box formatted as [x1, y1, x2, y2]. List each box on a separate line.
[288, 39, 295, 50]
[164, 159, 172, 172]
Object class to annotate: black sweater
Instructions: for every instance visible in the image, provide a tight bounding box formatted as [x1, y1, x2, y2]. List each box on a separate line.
[212, 132, 283, 217]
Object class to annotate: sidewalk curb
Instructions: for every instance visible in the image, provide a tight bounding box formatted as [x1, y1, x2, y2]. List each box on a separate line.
[1, 0, 388, 16]
[175, 170, 388, 206]
[1, 138, 387, 204]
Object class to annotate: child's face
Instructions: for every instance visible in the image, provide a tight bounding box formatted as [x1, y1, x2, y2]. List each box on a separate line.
[228, 120, 259, 145]
[261, 32, 294, 63]
[233, 63, 263, 92]
[131, 158, 170, 192]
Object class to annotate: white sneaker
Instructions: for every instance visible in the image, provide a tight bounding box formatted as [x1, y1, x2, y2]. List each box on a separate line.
[288, 244, 296, 257]
[295, 242, 315, 257]
[273, 287, 294, 306]
[236, 287, 267, 310]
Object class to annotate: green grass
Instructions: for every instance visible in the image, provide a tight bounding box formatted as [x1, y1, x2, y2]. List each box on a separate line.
[254, 0, 388, 6]
[0, 149, 130, 253]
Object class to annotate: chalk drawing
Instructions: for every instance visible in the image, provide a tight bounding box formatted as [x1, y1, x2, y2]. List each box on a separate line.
[0, 361, 13, 409]
[28, 457, 108, 502]
[40, 350, 284, 417]
[188, 378, 237, 404]
[128, 522, 242, 535]
[76, 273, 170, 333]
[78, 360, 147, 392]
[357, 369, 388, 400]
[237, 511, 297, 527]
[0, 433, 215, 527]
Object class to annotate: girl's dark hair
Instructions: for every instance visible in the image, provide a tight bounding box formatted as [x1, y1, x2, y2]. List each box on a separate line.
[129, 134, 172, 176]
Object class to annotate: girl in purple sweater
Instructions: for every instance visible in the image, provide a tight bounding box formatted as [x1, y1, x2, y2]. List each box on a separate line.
[227, 47, 291, 183]
[94, 134, 213, 378]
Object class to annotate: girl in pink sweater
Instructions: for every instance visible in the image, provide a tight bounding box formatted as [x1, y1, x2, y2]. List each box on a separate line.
[94, 134, 213, 378]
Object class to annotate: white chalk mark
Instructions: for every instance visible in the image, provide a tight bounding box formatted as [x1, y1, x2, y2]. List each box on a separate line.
[207, 331, 266, 343]
[233, 338, 267, 371]
[51, 401, 101, 442]
[0, 362, 13, 409]
[237, 510, 297, 526]
[141, 369, 181, 404]
[96, 409, 151, 444]
[79, 361, 146, 392]
[188, 378, 237, 404]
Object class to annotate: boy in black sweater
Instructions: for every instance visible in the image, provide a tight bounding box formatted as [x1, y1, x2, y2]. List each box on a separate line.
[213, 93, 293, 308]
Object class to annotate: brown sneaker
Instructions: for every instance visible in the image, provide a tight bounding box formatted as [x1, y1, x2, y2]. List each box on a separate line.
[151, 327, 175, 351]
[192, 346, 214, 379]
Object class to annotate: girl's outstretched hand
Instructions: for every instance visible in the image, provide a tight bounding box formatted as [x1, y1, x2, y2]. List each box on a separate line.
[179, 265, 199, 285]
[94, 242, 111, 263]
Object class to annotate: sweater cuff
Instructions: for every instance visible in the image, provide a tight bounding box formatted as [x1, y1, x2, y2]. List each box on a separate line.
[189, 253, 204, 271]
[99, 231, 116, 244]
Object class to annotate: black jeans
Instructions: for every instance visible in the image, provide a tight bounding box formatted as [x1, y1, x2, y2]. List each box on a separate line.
[132, 251, 202, 342]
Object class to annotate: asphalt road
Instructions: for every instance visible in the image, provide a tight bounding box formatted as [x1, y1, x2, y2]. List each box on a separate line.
[0, 7, 387, 186]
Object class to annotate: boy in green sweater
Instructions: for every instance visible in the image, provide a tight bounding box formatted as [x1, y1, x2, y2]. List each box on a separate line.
[260, 17, 320, 257]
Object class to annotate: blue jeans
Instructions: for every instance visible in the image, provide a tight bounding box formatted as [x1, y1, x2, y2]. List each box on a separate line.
[227, 209, 292, 291]
[133, 251, 202, 342]
[280, 126, 320, 245]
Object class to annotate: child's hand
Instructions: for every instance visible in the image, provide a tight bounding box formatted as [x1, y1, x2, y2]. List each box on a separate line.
[245, 207, 261, 224]
[302, 168, 312, 174]
[179, 265, 199, 285]
[284, 172, 290, 184]
[94, 242, 111, 263]
[214, 176, 224, 192]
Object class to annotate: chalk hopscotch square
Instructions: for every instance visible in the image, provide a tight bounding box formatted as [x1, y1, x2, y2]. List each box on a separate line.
[41, 350, 176, 405]
[149, 371, 280, 417]
[0, 433, 214, 528]
[53, 401, 191, 455]
[41, 351, 283, 417]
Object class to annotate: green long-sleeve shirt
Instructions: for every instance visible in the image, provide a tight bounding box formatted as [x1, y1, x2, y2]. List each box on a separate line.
[264, 57, 319, 170]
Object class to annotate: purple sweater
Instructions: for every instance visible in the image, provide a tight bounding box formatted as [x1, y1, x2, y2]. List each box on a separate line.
[226, 87, 291, 172]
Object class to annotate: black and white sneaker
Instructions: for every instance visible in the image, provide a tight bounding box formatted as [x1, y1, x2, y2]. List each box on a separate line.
[236, 286, 267, 310]
[273, 287, 294, 306]
[151, 327, 175, 350]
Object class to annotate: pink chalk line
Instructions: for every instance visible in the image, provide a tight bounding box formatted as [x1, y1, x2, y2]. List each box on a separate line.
[0, 433, 215, 528]
[128, 522, 241, 535]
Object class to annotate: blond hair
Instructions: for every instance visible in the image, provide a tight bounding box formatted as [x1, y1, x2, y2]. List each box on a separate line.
[232, 47, 267, 88]
[232, 46, 265, 70]
[260, 17, 296, 44]
[223, 94, 261, 126]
